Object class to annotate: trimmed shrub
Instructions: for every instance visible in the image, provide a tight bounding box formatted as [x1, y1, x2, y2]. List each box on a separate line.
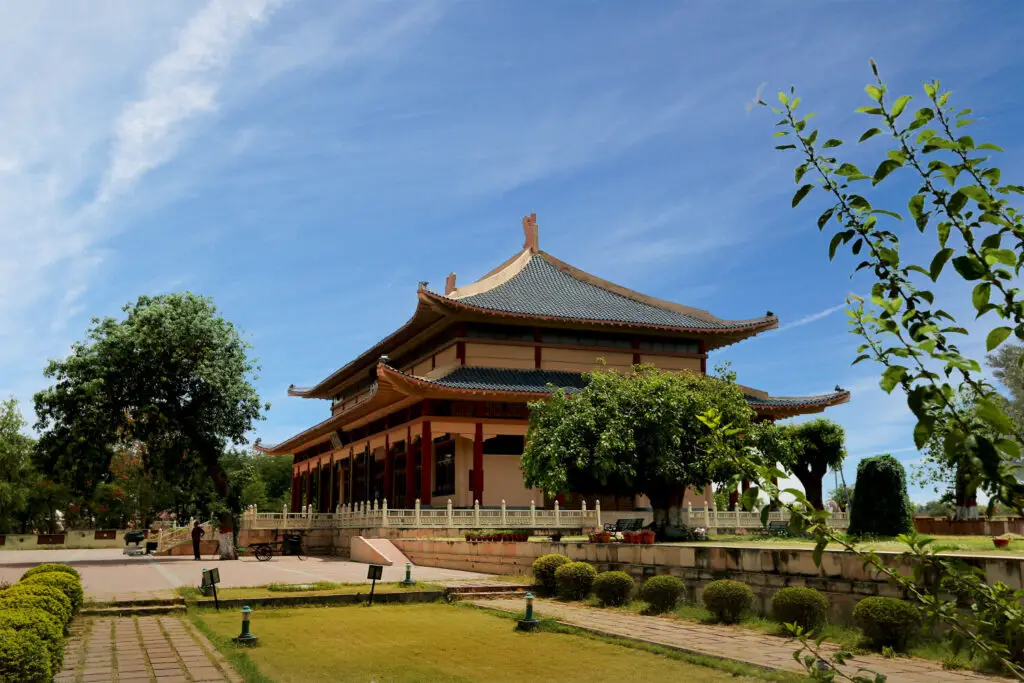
[593, 571, 635, 607]
[703, 579, 754, 624]
[772, 587, 829, 631]
[21, 572, 83, 615]
[639, 575, 685, 614]
[0, 627, 52, 683]
[853, 597, 921, 651]
[0, 584, 72, 627]
[553, 561, 597, 600]
[0, 608, 64, 673]
[21, 563, 80, 582]
[533, 554, 570, 594]
[848, 455, 914, 537]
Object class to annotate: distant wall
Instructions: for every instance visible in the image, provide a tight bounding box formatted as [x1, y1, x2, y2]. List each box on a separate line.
[0, 529, 143, 551]
[392, 539, 1024, 625]
[914, 515, 1024, 536]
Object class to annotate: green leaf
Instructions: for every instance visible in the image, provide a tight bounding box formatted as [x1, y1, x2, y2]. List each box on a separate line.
[817, 207, 835, 230]
[987, 326, 1012, 351]
[855, 106, 883, 115]
[870, 209, 902, 221]
[952, 255, 986, 280]
[865, 85, 883, 102]
[929, 248, 954, 281]
[891, 95, 912, 118]
[859, 128, 882, 142]
[976, 398, 1015, 434]
[972, 282, 991, 310]
[760, 504, 770, 529]
[984, 249, 1017, 267]
[946, 190, 968, 214]
[977, 143, 1004, 152]
[775, 144, 796, 150]
[812, 539, 826, 568]
[822, 139, 843, 148]
[880, 365, 907, 393]
[835, 163, 863, 177]
[795, 164, 809, 184]
[828, 232, 846, 261]
[937, 222, 951, 249]
[956, 119, 974, 128]
[792, 184, 813, 207]
[913, 418, 935, 449]
[872, 159, 901, 185]
[777, 91, 789, 105]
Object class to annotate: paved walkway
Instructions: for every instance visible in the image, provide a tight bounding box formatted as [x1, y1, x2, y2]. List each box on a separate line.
[56, 616, 240, 683]
[471, 598, 1003, 683]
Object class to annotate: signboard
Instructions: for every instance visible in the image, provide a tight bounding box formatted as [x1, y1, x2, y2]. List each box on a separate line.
[330, 431, 343, 450]
[202, 568, 221, 586]
[366, 564, 383, 581]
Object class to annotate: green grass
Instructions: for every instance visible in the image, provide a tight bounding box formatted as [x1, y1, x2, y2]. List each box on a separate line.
[178, 581, 442, 602]
[196, 602, 794, 683]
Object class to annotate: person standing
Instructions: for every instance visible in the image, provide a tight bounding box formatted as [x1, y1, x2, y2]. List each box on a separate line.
[191, 520, 205, 561]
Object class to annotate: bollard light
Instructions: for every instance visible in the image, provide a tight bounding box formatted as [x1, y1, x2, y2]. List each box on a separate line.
[401, 562, 415, 586]
[516, 592, 539, 632]
[233, 605, 259, 645]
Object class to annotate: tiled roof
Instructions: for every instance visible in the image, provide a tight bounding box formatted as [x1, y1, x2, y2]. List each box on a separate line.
[453, 255, 764, 330]
[425, 366, 849, 409]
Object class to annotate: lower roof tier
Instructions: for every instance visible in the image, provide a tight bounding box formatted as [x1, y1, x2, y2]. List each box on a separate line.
[256, 363, 850, 456]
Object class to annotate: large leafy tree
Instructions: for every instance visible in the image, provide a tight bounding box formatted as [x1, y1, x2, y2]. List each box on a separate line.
[521, 365, 755, 531]
[0, 398, 37, 534]
[33, 293, 266, 558]
[988, 343, 1024, 429]
[752, 419, 846, 510]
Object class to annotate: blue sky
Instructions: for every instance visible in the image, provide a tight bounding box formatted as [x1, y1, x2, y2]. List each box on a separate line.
[2, 1, 1022, 502]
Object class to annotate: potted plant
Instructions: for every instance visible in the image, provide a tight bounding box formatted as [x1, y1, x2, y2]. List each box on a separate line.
[641, 529, 656, 545]
[994, 536, 1011, 548]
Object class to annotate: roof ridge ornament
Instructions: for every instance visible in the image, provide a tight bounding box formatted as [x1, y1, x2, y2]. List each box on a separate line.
[445, 272, 457, 295]
[522, 212, 539, 253]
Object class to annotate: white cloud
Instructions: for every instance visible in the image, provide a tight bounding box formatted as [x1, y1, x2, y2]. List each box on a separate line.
[776, 302, 849, 333]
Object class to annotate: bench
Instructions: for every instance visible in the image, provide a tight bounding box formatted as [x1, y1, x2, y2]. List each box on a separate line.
[766, 520, 789, 536]
[604, 518, 646, 533]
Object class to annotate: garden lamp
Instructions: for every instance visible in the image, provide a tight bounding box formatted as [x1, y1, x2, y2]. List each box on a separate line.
[516, 592, 539, 631]
[233, 605, 258, 645]
[401, 562, 415, 586]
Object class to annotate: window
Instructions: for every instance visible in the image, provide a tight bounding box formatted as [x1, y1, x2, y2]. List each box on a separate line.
[637, 338, 699, 354]
[539, 330, 632, 349]
[465, 323, 535, 342]
[433, 437, 456, 496]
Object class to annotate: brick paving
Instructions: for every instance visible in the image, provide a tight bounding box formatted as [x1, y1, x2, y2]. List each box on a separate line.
[471, 597, 1004, 683]
[56, 616, 241, 683]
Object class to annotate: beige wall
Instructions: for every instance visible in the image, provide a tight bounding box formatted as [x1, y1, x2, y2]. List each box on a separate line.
[639, 355, 702, 373]
[542, 347, 632, 373]
[424, 345, 460, 379]
[481, 454, 540, 507]
[464, 342, 535, 369]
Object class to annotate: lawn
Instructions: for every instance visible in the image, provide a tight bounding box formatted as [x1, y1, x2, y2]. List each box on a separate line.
[194, 603, 795, 683]
[673, 533, 1024, 556]
[179, 581, 442, 602]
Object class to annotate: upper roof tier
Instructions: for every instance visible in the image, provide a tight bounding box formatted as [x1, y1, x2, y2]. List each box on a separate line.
[289, 214, 778, 400]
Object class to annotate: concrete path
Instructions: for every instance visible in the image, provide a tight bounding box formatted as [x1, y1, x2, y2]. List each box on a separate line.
[471, 598, 1003, 683]
[0, 548, 488, 601]
[56, 616, 240, 683]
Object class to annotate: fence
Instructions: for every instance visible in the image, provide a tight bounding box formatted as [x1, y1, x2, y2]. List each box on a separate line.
[678, 505, 850, 531]
[240, 499, 600, 531]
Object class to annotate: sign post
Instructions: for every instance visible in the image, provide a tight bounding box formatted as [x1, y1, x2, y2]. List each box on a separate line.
[201, 568, 221, 611]
[366, 564, 383, 606]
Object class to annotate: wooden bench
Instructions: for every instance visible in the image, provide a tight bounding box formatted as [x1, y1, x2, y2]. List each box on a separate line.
[604, 518, 646, 533]
[766, 520, 789, 536]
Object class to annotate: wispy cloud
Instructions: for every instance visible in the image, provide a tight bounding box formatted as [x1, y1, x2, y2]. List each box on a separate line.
[776, 302, 849, 333]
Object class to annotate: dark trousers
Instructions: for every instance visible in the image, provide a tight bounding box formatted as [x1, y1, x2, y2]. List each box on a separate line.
[193, 539, 201, 560]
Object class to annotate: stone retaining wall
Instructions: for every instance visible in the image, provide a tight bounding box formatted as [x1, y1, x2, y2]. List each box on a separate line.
[392, 539, 1024, 625]
[0, 529, 141, 551]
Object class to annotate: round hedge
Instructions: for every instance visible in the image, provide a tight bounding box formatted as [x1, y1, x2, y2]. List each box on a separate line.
[0, 608, 64, 673]
[0, 626, 52, 683]
[21, 563, 80, 582]
[533, 554, 570, 595]
[21, 572, 83, 616]
[639, 575, 685, 614]
[0, 585, 72, 627]
[553, 561, 597, 601]
[702, 579, 754, 624]
[593, 571, 635, 607]
[853, 597, 921, 651]
[848, 455, 914, 537]
[772, 587, 829, 631]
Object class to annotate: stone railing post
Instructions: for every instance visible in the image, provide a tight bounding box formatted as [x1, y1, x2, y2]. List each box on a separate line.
[530, 500, 536, 526]
[554, 499, 561, 527]
[501, 499, 507, 526]
[372, 499, 377, 513]
[595, 499, 602, 528]
[474, 500, 480, 526]
[447, 499, 453, 528]
[686, 502, 692, 526]
[381, 498, 389, 527]
[282, 504, 288, 519]
[415, 498, 421, 526]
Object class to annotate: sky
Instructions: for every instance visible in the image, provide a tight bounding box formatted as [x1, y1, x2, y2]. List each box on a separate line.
[1, 1, 1023, 503]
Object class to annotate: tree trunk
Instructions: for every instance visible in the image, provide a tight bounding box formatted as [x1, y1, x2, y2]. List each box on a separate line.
[954, 463, 979, 521]
[207, 458, 238, 560]
[792, 464, 826, 510]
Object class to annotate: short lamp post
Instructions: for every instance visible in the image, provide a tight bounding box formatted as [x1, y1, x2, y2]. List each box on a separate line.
[401, 562, 415, 586]
[233, 606, 258, 646]
[516, 592, 539, 632]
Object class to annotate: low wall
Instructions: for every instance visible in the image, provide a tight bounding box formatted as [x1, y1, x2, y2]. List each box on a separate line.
[393, 539, 1024, 625]
[0, 529, 143, 551]
[914, 515, 1024, 536]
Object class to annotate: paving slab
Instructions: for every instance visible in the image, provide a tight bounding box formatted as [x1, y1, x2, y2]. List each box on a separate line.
[471, 597, 1006, 683]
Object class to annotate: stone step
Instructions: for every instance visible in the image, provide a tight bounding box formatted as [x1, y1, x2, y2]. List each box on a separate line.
[81, 604, 186, 617]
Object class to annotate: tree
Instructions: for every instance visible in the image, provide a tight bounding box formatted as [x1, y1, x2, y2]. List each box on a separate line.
[0, 398, 35, 534]
[848, 454, 914, 537]
[752, 419, 846, 510]
[521, 365, 755, 532]
[916, 499, 954, 517]
[33, 293, 266, 559]
[988, 344, 1024, 430]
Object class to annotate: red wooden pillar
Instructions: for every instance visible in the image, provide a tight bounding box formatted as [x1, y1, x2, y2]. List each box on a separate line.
[384, 434, 393, 503]
[472, 422, 484, 504]
[728, 489, 739, 511]
[405, 427, 417, 507]
[328, 455, 335, 512]
[699, 339, 707, 375]
[305, 463, 312, 509]
[420, 420, 432, 505]
[290, 472, 300, 512]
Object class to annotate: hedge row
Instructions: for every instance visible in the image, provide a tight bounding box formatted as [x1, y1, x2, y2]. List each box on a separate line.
[0, 562, 83, 682]
[531, 554, 922, 652]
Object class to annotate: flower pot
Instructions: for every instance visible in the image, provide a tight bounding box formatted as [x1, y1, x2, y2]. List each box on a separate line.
[994, 537, 1010, 548]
